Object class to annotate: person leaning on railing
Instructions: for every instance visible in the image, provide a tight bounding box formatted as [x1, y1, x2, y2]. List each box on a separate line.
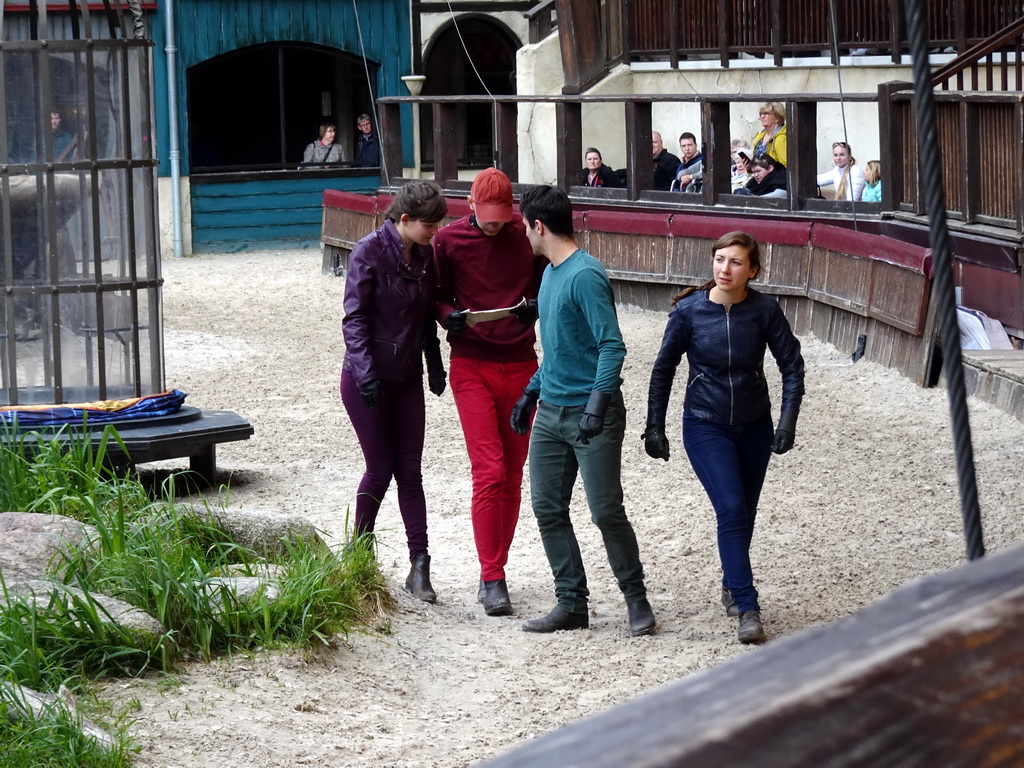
[303, 122, 344, 166]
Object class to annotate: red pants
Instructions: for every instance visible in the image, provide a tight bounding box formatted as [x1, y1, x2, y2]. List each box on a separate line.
[449, 357, 537, 581]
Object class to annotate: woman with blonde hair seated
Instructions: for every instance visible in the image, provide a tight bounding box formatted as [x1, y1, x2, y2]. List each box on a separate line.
[817, 142, 865, 201]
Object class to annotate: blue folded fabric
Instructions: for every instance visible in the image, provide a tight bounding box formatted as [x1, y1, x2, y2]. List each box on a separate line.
[0, 390, 187, 427]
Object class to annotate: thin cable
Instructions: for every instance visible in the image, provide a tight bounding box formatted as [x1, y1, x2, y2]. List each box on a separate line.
[903, 0, 985, 561]
[827, 0, 859, 226]
[445, 0, 497, 103]
[352, 0, 388, 182]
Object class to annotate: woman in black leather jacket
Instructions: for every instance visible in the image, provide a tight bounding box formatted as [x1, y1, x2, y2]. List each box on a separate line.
[642, 231, 804, 644]
[341, 180, 448, 603]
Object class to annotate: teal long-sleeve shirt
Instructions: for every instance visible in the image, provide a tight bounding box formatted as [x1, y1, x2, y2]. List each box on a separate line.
[528, 248, 625, 405]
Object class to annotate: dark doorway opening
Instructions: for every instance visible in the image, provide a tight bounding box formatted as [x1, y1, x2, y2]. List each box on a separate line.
[421, 17, 518, 167]
[187, 43, 377, 173]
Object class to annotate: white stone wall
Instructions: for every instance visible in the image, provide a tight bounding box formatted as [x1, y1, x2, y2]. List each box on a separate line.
[420, 9, 528, 61]
[515, 30, 564, 185]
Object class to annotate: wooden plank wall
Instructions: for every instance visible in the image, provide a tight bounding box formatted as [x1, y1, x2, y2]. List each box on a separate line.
[584, 214, 936, 385]
[191, 174, 378, 252]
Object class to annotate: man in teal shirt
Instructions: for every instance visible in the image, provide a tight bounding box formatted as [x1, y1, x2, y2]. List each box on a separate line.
[510, 185, 655, 636]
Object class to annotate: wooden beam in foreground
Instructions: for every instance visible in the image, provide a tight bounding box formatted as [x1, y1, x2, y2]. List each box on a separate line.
[482, 543, 1024, 767]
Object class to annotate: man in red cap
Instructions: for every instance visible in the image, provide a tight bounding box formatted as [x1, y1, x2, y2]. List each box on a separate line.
[433, 167, 547, 616]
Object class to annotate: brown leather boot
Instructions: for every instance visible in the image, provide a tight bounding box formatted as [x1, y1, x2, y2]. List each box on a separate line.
[404, 553, 436, 603]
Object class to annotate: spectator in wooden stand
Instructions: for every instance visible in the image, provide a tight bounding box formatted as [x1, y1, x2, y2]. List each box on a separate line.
[651, 131, 681, 192]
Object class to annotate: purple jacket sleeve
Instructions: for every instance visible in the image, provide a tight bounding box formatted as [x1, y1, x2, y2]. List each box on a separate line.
[342, 235, 378, 387]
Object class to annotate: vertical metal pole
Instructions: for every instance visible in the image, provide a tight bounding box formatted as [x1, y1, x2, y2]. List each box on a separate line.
[164, 0, 183, 258]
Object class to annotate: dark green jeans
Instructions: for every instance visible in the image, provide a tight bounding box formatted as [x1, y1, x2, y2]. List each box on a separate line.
[528, 396, 647, 614]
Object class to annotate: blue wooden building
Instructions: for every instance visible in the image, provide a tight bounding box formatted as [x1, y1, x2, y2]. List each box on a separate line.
[148, 0, 413, 252]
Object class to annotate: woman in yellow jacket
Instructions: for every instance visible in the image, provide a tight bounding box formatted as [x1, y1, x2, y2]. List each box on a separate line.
[751, 102, 787, 168]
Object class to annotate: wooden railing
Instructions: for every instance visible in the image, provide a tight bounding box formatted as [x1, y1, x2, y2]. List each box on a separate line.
[621, 0, 1024, 66]
[547, 0, 1024, 83]
[377, 89, 1024, 237]
[524, 0, 557, 44]
[930, 14, 1024, 90]
[884, 83, 1024, 231]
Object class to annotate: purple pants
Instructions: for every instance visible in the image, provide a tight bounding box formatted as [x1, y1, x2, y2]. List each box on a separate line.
[340, 370, 428, 560]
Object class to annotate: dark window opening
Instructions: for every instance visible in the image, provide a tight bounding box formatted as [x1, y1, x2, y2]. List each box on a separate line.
[422, 19, 517, 167]
[187, 43, 376, 173]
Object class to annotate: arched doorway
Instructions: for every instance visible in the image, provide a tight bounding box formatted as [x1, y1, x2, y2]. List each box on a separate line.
[421, 16, 519, 167]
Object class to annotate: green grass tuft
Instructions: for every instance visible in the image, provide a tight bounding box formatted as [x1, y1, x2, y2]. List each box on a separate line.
[0, 421, 390, 763]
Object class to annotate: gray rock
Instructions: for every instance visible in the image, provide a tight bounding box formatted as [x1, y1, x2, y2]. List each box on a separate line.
[0, 681, 115, 749]
[4, 579, 165, 638]
[201, 576, 281, 603]
[190, 506, 325, 557]
[0, 512, 97, 582]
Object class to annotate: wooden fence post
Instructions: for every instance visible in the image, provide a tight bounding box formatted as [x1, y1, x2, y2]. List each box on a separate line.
[625, 100, 653, 199]
[788, 101, 818, 210]
[432, 102, 458, 188]
[556, 101, 583, 191]
[878, 80, 910, 215]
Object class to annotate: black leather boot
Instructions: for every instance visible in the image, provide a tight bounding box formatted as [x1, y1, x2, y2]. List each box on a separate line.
[482, 578, 513, 616]
[404, 553, 436, 603]
[721, 586, 739, 618]
[627, 598, 656, 636]
[522, 605, 589, 633]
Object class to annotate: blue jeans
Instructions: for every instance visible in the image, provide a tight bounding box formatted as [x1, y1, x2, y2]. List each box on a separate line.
[683, 415, 773, 614]
[528, 395, 647, 614]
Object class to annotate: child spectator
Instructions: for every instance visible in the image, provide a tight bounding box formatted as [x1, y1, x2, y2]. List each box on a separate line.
[862, 160, 882, 202]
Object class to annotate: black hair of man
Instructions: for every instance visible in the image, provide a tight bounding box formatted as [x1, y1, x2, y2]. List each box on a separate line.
[679, 131, 697, 143]
[520, 185, 574, 238]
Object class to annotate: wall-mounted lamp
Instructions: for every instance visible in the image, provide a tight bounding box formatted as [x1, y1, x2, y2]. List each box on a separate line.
[400, 75, 427, 177]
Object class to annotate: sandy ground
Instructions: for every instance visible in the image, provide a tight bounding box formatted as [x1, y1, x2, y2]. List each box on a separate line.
[99, 248, 1024, 767]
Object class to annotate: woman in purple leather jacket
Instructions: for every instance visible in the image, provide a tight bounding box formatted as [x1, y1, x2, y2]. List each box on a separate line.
[341, 180, 448, 602]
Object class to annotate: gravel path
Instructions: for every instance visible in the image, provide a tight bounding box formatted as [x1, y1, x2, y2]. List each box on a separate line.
[101, 249, 1024, 768]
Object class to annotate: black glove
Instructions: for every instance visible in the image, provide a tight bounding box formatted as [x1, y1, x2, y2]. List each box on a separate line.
[444, 310, 467, 336]
[641, 424, 670, 461]
[510, 299, 539, 327]
[424, 338, 446, 397]
[771, 409, 798, 455]
[577, 391, 611, 445]
[428, 371, 446, 397]
[510, 388, 540, 435]
[359, 380, 381, 412]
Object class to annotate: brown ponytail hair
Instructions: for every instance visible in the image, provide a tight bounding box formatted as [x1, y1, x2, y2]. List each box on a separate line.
[671, 231, 762, 306]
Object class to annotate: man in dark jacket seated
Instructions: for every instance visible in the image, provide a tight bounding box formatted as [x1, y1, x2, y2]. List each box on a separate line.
[651, 132, 681, 192]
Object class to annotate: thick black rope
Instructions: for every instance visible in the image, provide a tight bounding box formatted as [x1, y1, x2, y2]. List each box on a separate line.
[903, 0, 985, 560]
